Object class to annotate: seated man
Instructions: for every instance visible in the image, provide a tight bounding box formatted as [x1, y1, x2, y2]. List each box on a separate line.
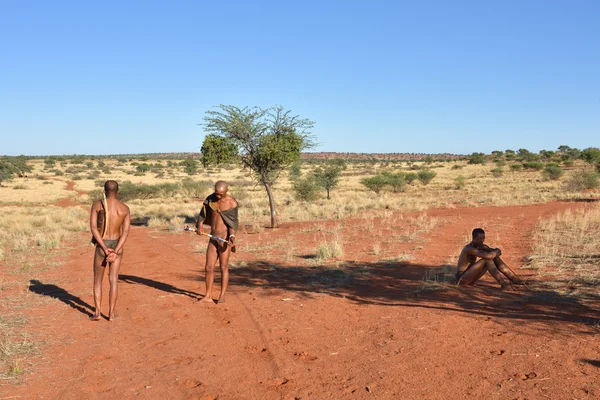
[456, 228, 523, 290]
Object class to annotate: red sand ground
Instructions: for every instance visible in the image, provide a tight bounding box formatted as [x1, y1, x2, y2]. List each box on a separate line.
[1, 198, 599, 399]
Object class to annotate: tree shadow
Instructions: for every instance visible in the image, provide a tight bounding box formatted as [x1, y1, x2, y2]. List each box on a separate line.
[185, 260, 600, 333]
[119, 274, 202, 300]
[28, 279, 94, 317]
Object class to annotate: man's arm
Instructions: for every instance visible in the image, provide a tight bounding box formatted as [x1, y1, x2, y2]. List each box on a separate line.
[89, 201, 111, 254]
[226, 198, 238, 244]
[114, 206, 131, 254]
[466, 246, 499, 260]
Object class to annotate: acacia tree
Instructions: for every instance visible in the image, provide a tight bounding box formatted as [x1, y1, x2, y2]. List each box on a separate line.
[201, 105, 315, 227]
[313, 164, 342, 199]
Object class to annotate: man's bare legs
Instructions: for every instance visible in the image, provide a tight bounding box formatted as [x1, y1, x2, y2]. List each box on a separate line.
[493, 257, 524, 284]
[458, 259, 514, 289]
[199, 240, 218, 303]
[107, 254, 122, 321]
[217, 245, 231, 304]
[91, 249, 106, 321]
[199, 240, 231, 304]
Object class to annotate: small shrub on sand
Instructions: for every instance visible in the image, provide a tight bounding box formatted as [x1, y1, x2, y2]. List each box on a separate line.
[316, 240, 344, 260]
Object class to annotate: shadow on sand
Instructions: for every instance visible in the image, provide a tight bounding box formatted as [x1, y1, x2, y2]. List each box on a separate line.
[180, 260, 599, 334]
[119, 274, 202, 300]
[28, 279, 94, 317]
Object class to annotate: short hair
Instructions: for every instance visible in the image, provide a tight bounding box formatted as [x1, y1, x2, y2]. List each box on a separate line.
[104, 180, 119, 193]
[215, 180, 228, 192]
[472, 228, 485, 238]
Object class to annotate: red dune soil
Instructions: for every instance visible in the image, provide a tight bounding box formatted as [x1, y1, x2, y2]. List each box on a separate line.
[2, 201, 599, 399]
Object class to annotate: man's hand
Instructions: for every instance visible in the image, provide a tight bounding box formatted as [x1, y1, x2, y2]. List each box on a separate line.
[104, 249, 117, 263]
[229, 234, 235, 246]
[195, 227, 202, 236]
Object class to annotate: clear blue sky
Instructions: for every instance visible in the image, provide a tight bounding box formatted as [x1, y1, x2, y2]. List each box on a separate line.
[1, 0, 598, 156]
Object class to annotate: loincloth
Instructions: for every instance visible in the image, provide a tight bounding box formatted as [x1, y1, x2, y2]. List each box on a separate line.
[96, 239, 121, 257]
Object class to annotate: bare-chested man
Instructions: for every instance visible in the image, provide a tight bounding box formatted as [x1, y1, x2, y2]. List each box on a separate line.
[456, 228, 523, 290]
[89, 180, 131, 321]
[196, 180, 238, 304]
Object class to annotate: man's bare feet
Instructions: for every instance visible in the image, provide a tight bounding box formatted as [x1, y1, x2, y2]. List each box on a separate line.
[501, 282, 515, 291]
[198, 296, 215, 304]
[108, 314, 118, 322]
[217, 297, 225, 304]
[90, 314, 102, 321]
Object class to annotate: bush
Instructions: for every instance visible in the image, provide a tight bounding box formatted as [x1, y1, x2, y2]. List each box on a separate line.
[522, 162, 544, 171]
[360, 175, 387, 193]
[451, 164, 464, 170]
[490, 168, 503, 178]
[292, 177, 320, 202]
[563, 171, 599, 191]
[181, 178, 211, 198]
[381, 172, 406, 192]
[455, 175, 466, 189]
[543, 165, 563, 180]
[509, 164, 523, 171]
[417, 170, 436, 185]
[90, 181, 181, 202]
[495, 160, 506, 167]
[405, 172, 418, 184]
[468, 152, 486, 165]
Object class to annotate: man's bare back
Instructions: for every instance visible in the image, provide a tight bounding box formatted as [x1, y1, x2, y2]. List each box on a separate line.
[89, 180, 131, 321]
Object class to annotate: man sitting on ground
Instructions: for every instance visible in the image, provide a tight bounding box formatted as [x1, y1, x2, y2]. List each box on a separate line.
[456, 228, 524, 290]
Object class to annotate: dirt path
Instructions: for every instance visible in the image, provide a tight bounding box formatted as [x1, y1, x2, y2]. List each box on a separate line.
[2, 201, 599, 399]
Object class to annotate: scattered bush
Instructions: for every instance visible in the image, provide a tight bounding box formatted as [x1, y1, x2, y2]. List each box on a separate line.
[509, 164, 523, 171]
[292, 177, 320, 202]
[405, 172, 418, 184]
[522, 162, 544, 171]
[490, 167, 504, 178]
[417, 170, 436, 185]
[455, 175, 466, 189]
[543, 165, 563, 180]
[563, 171, 599, 191]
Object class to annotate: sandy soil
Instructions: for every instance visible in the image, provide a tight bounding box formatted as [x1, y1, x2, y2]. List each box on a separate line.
[1, 200, 599, 399]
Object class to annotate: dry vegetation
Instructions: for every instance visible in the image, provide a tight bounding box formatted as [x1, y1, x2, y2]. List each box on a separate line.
[527, 203, 600, 298]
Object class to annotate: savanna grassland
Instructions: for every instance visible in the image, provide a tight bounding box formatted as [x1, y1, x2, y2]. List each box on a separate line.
[1, 153, 599, 399]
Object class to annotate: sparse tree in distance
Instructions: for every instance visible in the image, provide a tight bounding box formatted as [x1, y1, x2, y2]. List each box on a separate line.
[313, 164, 342, 199]
[201, 105, 315, 227]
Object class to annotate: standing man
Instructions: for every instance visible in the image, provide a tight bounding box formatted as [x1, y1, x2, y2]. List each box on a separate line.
[456, 228, 523, 290]
[196, 180, 238, 304]
[89, 180, 131, 321]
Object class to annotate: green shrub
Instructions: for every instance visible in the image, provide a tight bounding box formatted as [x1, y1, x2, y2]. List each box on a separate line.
[405, 172, 418, 184]
[360, 175, 387, 193]
[381, 172, 406, 193]
[451, 164, 464, 170]
[509, 164, 523, 171]
[490, 167, 503, 178]
[495, 160, 506, 167]
[543, 165, 563, 180]
[292, 177, 320, 202]
[563, 171, 599, 191]
[417, 170, 436, 185]
[455, 175, 466, 189]
[522, 162, 544, 171]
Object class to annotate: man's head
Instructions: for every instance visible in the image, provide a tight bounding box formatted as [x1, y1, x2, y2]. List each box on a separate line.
[472, 228, 485, 247]
[104, 180, 119, 195]
[214, 180, 229, 200]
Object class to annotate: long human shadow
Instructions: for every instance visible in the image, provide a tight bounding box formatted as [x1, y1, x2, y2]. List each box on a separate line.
[181, 260, 600, 333]
[28, 279, 94, 317]
[580, 359, 600, 368]
[119, 274, 202, 299]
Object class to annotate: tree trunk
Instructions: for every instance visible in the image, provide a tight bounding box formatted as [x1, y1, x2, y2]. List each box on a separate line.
[327, 188, 330, 200]
[263, 181, 277, 228]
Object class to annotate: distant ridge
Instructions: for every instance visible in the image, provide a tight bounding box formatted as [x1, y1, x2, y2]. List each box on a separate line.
[301, 152, 464, 161]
